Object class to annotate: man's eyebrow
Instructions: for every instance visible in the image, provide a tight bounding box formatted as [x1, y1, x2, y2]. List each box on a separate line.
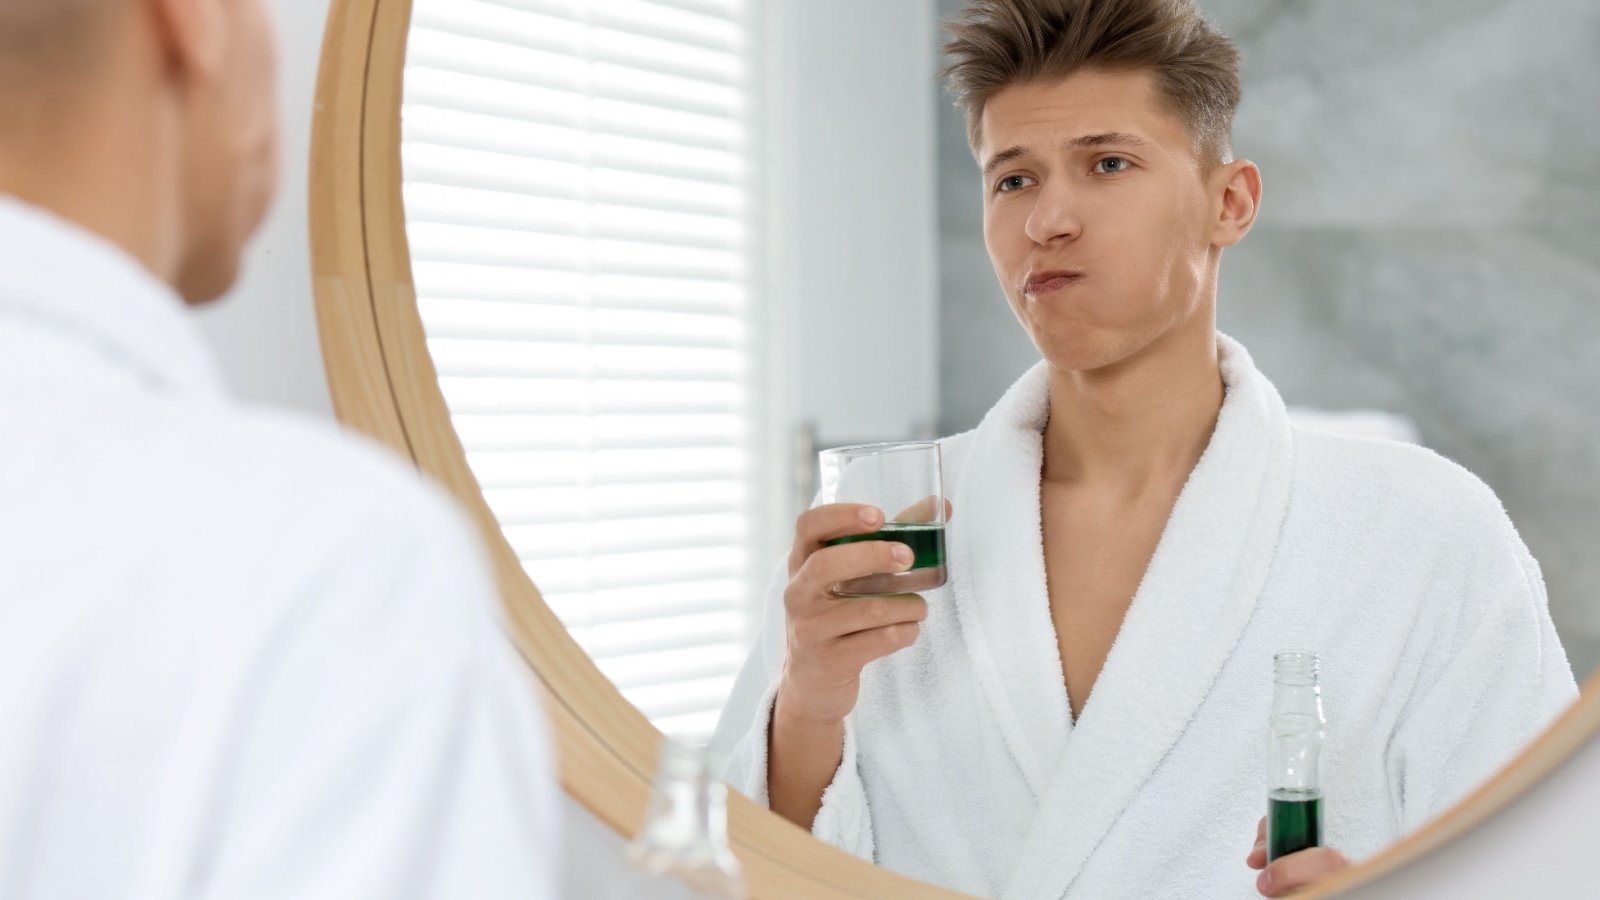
[982, 145, 1030, 178]
[982, 132, 1154, 177]
[1068, 131, 1154, 150]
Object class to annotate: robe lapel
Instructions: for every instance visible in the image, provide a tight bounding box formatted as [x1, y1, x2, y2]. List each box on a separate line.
[947, 361, 1073, 800]
[1002, 335, 1297, 899]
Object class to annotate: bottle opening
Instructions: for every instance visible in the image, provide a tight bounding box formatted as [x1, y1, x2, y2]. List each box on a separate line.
[659, 739, 713, 777]
[1274, 651, 1320, 684]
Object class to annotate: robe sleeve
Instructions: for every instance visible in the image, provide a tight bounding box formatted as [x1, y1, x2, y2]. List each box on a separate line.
[205, 477, 560, 900]
[712, 563, 876, 861]
[1386, 498, 1579, 835]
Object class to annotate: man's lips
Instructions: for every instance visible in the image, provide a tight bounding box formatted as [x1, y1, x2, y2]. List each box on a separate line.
[1024, 270, 1085, 296]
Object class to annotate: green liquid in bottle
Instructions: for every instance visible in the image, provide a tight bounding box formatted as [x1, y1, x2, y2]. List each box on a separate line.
[1267, 788, 1324, 862]
[824, 523, 946, 570]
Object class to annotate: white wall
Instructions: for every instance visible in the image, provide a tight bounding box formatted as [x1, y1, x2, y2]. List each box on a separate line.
[765, 0, 940, 448]
[192, 0, 333, 416]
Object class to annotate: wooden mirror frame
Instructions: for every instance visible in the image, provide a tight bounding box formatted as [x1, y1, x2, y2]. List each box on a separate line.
[306, 1, 1600, 895]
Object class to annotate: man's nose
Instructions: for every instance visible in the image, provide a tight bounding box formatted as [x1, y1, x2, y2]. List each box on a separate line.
[1024, 180, 1082, 246]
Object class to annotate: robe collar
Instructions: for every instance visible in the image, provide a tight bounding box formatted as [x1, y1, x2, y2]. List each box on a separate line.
[0, 196, 225, 400]
[944, 334, 1296, 899]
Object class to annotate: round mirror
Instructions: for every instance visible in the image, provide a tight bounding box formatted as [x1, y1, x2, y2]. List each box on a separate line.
[311, 0, 1600, 896]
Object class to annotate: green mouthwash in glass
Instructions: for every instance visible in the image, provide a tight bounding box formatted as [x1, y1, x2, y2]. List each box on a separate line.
[824, 523, 945, 569]
[823, 523, 947, 596]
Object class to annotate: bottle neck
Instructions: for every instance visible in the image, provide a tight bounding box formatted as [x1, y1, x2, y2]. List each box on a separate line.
[1269, 653, 1325, 795]
[641, 758, 729, 851]
[1270, 680, 1325, 718]
[1271, 651, 1325, 720]
[627, 742, 745, 897]
[1269, 684, 1326, 794]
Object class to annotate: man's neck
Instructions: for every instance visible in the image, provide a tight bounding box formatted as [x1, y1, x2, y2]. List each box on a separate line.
[0, 63, 178, 290]
[1041, 316, 1225, 496]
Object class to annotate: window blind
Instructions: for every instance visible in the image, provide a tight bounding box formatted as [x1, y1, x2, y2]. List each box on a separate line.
[401, 0, 754, 740]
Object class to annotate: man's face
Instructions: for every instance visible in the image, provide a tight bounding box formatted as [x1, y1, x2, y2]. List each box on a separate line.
[174, 0, 279, 304]
[978, 68, 1222, 373]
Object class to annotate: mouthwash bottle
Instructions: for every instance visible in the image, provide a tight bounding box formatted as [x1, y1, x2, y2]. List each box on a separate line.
[1267, 651, 1326, 862]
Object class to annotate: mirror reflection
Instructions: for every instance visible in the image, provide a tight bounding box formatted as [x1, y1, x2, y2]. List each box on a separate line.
[398, 0, 1597, 896]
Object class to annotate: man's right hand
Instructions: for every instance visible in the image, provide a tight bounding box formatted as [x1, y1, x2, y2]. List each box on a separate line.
[766, 502, 932, 829]
[775, 503, 930, 726]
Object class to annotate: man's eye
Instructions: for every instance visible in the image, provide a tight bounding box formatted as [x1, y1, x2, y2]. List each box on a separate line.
[996, 174, 1032, 193]
[1095, 156, 1131, 174]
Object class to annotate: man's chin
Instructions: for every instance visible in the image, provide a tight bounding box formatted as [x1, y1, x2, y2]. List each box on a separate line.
[1030, 327, 1141, 375]
[175, 253, 243, 306]
[1031, 316, 1210, 377]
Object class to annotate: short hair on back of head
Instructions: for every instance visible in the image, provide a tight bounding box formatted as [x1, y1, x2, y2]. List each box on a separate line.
[941, 0, 1241, 166]
[0, 0, 119, 89]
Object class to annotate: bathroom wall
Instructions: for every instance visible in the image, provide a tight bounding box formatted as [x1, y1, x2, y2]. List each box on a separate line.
[191, 0, 334, 417]
[933, 0, 1600, 678]
[771, 0, 941, 447]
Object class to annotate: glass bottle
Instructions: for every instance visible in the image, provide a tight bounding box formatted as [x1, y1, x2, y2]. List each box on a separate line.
[625, 738, 745, 899]
[1267, 651, 1326, 862]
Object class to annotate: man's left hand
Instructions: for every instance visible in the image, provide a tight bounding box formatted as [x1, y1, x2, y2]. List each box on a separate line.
[1246, 815, 1352, 896]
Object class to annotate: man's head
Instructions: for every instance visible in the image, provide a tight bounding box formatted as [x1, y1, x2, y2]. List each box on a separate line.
[0, 0, 279, 304]
[943, 0, 1261, 373]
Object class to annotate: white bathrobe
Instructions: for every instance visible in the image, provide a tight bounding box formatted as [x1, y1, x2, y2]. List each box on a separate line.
[712, 335, 1577, 899]
[0, 197, 559, 898]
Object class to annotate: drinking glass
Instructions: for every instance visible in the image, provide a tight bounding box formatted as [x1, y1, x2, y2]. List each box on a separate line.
[818, 441, 946, 597]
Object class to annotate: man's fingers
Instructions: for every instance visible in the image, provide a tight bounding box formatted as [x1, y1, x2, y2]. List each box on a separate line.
[1246, 816, 1267, 869]
[826, 620, 923, 670]
[789, 503, 885, 575]
[820, 592, 928, 636]
[787, 589, 928, 643]
[1257, 847, 1351, 897]
[789, 592, 927, 649]
[792, 540, 912, 603]
[892, 496, 953, 524]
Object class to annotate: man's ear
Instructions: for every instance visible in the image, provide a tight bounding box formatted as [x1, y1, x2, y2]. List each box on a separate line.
[1209, 158, 1262, 249]
[145, 0, 224, 79]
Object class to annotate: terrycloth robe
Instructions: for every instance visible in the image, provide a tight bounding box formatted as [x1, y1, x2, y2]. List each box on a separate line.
[712, 335, 1577, 899]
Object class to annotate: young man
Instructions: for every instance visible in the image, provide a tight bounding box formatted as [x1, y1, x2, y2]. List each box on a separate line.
[714, 1, 1578, 897]
[0, 1, 557, 896]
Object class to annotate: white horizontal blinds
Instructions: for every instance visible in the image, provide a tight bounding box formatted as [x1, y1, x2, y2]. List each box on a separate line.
[401, 0, 752, 740]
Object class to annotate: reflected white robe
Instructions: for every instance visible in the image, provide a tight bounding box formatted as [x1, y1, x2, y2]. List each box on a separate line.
[713, 335, 1577, 899]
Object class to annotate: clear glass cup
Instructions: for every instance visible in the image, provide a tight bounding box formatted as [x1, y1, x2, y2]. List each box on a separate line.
[818, 441, 947, 597]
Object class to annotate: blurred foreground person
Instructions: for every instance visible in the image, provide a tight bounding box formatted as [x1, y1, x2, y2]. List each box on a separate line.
[0, 1, 558, 896]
